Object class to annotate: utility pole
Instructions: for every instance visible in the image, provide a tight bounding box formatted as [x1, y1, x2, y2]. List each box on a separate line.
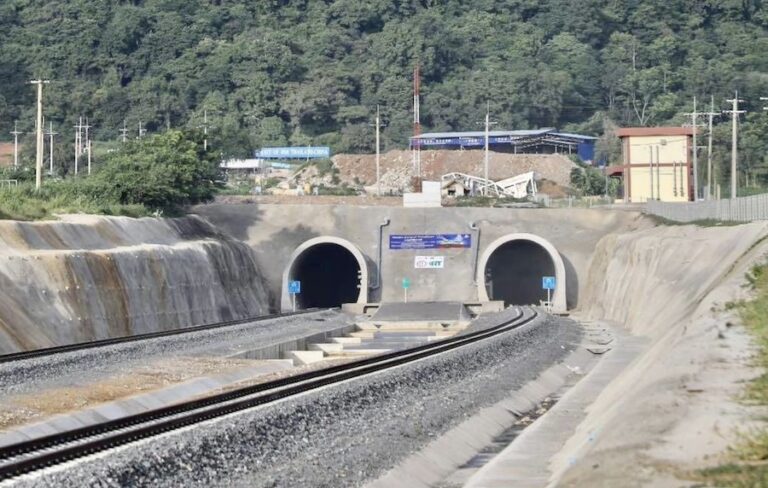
[10, 121, 22, 169]
[74, 117, 85, 175]
[119, 120, 129, 143]
[83, 118, 92, 175]
[45, 121, 57, 176]
[703, 96, 719, 199]
[138, 121, 146, 139]
[203, 110, 209, 151]
[482, 101, 498, 196]
[30, 79, 49, 190]
[724, 91, 746, 199]
[375, 105, 381, 197]
[412, 64, 422, 191]
[684, 96, 701, 200]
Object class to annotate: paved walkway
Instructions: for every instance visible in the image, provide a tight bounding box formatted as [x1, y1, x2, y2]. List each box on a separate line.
[464, 321, 646, 488]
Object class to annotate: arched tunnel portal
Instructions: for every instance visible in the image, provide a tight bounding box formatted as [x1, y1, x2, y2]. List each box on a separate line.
[477, 233, 567, 313]
[281, 237, 369, 311]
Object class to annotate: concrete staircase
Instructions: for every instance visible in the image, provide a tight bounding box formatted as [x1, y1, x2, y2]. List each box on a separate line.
[283, 324, 463, 365]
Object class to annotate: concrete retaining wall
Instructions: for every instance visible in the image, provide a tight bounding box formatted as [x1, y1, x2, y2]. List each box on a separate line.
[193, 204, 646, 310]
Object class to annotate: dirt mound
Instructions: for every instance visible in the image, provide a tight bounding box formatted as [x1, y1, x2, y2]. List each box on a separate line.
[331, 149, 577, 192]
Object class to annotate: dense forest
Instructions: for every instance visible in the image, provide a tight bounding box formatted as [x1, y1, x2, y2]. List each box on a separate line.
[1, 0, 768, 175]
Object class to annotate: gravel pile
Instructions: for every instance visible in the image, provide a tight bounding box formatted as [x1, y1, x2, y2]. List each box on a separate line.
[0, 310, 353, 397]
[17, 309, 581, 488]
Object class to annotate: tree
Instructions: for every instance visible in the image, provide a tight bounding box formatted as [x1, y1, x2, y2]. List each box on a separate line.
[88, 130, 219, 210]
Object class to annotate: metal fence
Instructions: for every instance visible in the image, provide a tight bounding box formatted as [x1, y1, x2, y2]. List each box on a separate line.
[645, 193, 768, 222]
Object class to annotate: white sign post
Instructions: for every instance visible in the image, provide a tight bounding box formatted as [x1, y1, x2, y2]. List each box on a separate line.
[542, 276, 556, 312]
[402, 278, 411, 303]
[288, 280, 301, 312]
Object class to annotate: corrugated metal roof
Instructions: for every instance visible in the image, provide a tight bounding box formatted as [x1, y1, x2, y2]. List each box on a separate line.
[552, 132, 598, 140]
[412, 129, 553, 139]
[411, 129, 596, 140]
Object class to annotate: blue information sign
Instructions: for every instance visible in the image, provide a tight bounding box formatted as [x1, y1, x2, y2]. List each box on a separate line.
[542, 276, 556, 290]
[389, 234, 471, 250]
[288, 280, 301, 294]
[255, 147, 331, 159]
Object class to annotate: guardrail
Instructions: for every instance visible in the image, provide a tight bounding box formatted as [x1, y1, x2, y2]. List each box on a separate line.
[645, 193, 768, 222]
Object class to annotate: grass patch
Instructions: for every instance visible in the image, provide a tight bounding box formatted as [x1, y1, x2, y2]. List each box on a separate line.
[449, 195, 538, 208]
[694, 263, 768, 486]
[646, 213, 747, 227]
[0, 182, 151, 221]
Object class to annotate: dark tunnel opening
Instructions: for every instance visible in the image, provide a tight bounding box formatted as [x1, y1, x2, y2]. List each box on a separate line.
[484, 240, 556, 307]
[291, 243, 361, 309]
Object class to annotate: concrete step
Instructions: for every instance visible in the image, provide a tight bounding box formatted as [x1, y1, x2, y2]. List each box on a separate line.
[360, 322, 468, 331]
[348, 331, 376, 339]
[326, 349, 392, 357]
[285, 350, 325, 365]
[343, 344, 416, 351]
[308, 343, 344, 354]
[331, 337, 362, 345]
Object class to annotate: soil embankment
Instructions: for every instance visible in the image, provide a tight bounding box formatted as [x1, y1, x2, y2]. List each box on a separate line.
[326, 149, 576, 194]
[0, 215, 271, 353]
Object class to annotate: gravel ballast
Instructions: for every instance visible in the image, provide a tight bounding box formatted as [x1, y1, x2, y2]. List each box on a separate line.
[0, 310, 352, 397]
[14, 309, 581, 488]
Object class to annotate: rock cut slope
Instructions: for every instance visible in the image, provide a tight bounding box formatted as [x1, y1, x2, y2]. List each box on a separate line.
[0, 215, 271, 353]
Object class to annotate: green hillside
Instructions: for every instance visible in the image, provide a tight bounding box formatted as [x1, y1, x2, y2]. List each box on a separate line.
[1, 0, 767, 169]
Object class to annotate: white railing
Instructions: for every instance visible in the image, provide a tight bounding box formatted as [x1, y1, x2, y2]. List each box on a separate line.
[0, 179, 18, 190]
[646, 193, 768, 222]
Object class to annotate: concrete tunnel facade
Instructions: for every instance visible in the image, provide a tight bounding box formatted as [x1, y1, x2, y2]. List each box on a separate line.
[477, 233, 567, 313]
[281, 236, 369, 311]
[281, 232, 566, 313]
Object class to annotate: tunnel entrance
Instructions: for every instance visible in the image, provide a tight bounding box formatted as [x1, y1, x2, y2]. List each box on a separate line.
[289, 243, 362, 309]
[484, 240, 555, 306]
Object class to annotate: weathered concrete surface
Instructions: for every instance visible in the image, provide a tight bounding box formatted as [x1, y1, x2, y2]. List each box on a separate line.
[193, 204, 647, 309]
[462, 221, 768, 487]
[548, 222, 768, 487]
[0, 215, 270, 353]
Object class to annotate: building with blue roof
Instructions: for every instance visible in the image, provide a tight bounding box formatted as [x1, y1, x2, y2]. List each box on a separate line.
[410, 129, 597, 164]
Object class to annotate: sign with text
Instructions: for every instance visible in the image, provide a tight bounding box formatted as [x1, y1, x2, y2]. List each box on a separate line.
[414, 256, 445, 269]
[255, 146, 331, 159]
[389, 234, 471, 250]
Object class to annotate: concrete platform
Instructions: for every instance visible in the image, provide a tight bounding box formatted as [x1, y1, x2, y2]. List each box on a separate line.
[371, 301, 473, 323]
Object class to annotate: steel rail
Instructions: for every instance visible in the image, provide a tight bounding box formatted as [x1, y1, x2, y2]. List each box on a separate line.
[0, 307, 538, 481]
[0, 308, 325, 364]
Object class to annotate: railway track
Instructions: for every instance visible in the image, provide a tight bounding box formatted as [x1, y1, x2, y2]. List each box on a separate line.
[0, 309, 323, 364]
[0, 306, 538, 483]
